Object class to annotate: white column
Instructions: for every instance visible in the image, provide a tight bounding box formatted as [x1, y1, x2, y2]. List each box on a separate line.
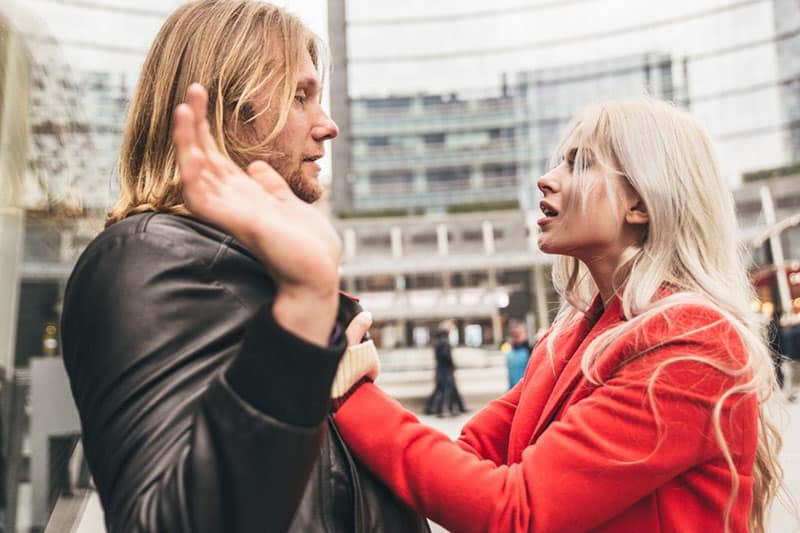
[532, 264, 549, 331]
[0, 24, 31, 376]
[761, 186, 793, 320]
[0, 209, 24, 375]
[343, 228, 357, 260]
[390, 226, 403, 258]
[482, 220, 495, 255]
[436, 223, 449, 256]
[491, 312, 503, 346]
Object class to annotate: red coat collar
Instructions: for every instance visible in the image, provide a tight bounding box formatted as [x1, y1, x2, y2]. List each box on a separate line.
[528, 294, 626, 444]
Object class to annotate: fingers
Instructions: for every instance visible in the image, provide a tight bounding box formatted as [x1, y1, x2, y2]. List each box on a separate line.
[174, 104, 204, 185]
[185, 84, 236, 171]
[186, 84, 215, 153]
[345, 311, 373, 346]
[178, 83, 240, 180]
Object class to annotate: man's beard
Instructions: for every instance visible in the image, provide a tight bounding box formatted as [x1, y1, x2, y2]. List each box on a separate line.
[266, 151, 323, 204]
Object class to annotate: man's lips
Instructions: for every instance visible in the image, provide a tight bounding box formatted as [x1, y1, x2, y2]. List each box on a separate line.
[303, 157, 322, 176]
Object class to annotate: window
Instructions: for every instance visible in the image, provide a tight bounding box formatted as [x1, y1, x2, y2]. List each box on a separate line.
[427, 166, 470, 183]
[369, 170, 414, 193]
[410, 233, 437, 245]
[483, 163, 517, 177]
[360, 234, 391, 248]
[488, 127, 514, 140]
[367, 136, 389, 147]
[422, 133, 445, 145]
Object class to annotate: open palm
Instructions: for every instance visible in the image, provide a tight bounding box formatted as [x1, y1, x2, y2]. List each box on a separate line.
[173, 84, 341, 298]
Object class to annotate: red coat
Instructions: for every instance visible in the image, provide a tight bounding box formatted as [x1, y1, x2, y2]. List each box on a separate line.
[335, 297, 758, 532]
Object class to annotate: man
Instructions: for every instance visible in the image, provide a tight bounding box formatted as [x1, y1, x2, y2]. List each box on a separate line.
[60, 2, 428, 531]
[506, 320, 531, 389]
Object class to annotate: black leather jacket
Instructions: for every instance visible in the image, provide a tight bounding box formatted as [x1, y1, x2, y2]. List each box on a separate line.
[61, 212, 429, 533]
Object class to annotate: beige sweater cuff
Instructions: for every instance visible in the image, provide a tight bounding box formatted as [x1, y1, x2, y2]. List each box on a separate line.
[331, 340, 380, 399]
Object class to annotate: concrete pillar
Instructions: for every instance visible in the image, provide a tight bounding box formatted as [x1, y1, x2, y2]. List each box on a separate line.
[531, 264, 549, 331]
[390, 226, 403, 258]
[491, 312, 503, 346]
[413, 169, 427, 193]
[482, 220, 495, 255]
[344, 276, 355, 294]
[0, 20, 31, 377]
[487, 268, 498, 290]
[0, 209, 23, 376]
[327, 0, 353, 213]
[343, 227, 357, 260]
[761, 186, 793, 321]
[470, 165, 484, 190]
[436, 223, 449, 256]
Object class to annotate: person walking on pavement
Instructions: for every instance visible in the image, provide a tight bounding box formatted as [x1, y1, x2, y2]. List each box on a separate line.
[425, 323, 467, 416]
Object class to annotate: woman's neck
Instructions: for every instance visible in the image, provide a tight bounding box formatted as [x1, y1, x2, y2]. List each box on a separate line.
[582, 252, 628, 306]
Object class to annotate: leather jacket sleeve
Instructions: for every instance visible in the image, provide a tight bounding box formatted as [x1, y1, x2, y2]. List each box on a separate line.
[61, 221, 346, 533]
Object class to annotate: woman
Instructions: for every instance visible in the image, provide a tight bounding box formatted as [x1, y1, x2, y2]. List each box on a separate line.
[175, 97, 786, 532]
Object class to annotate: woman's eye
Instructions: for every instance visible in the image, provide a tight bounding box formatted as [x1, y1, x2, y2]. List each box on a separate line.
[565, 149, 577, 169]
[294, 92, 307, 105]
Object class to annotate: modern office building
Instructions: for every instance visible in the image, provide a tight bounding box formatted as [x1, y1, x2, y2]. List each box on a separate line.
[773, 0, 800, 160]
[340, 0, 799, 195]
[348, 52, 678, 213]
[330, 0, 800, 348]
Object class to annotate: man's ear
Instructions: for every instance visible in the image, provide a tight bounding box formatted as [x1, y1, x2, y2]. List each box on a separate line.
[625, 198, 649, 225]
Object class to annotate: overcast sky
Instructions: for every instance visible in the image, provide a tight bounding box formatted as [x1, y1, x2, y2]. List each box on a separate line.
[344, 0, 777, 96]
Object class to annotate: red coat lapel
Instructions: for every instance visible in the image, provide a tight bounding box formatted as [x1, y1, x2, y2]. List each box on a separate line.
[528, 296, 626, 445]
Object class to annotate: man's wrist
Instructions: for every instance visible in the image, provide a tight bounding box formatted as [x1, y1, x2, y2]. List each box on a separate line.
[273, 289, 338, 347]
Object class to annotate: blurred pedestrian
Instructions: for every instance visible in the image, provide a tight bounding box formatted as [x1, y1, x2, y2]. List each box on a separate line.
[424, 323, 467, 416]
[59, 2, 428, 532]
[505, 319, 531, 389]
[208, 99, 790, 532]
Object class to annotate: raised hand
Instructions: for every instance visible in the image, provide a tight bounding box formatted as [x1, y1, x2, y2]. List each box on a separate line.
[173, 83, 341, 345]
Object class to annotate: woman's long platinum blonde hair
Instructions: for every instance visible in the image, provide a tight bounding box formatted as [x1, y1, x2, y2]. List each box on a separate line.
[544, 99, 791, 532]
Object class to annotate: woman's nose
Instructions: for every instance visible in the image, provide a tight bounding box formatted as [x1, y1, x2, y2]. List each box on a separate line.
[537, 169, 559, 195]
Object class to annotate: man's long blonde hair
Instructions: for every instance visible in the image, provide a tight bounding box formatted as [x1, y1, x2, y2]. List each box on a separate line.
[544, 99, 792, 532]
[107, 0, 321, 227]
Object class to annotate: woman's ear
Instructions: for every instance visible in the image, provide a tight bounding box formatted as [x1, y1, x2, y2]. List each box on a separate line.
[625, 197, 649, 226]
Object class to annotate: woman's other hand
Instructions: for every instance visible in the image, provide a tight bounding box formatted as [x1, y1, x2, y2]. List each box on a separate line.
[345, 311, 373, 346]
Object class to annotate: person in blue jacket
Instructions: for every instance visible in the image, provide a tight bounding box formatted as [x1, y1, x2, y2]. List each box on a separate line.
[506, 320, 531, 389]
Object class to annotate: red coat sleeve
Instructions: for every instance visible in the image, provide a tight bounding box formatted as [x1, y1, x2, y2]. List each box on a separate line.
[334, 323, 756, 533]
[454, 381, 522, 465]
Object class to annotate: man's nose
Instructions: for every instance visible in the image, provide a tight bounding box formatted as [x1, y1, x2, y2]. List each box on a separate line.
[313, 111, 338, 141]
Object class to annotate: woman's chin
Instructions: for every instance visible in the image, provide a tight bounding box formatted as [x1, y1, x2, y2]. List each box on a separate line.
[537, 237, 557, 255]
